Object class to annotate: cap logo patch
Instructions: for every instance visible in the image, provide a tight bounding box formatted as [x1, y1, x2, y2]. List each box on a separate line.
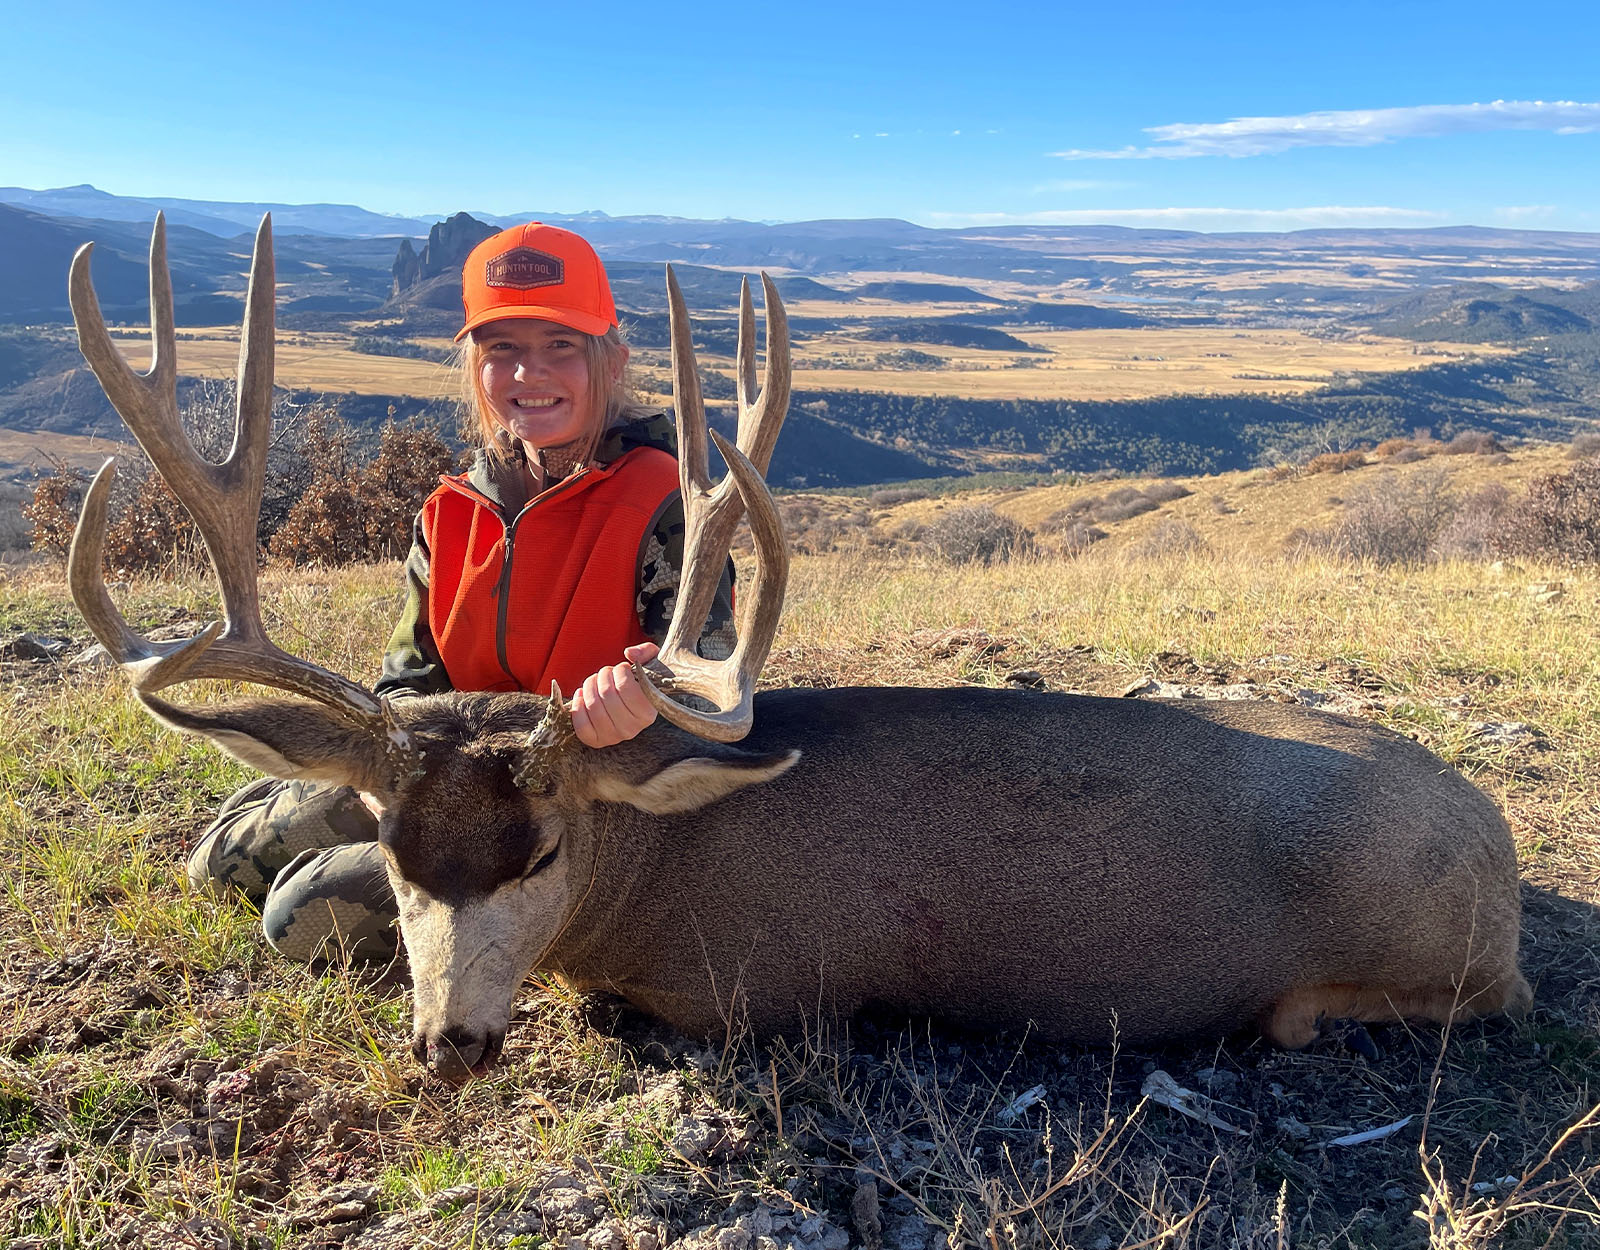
[485, 247, 564, 290]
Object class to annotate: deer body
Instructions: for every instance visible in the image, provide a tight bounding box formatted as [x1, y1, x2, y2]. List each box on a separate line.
[324, 683, 1526, 1066]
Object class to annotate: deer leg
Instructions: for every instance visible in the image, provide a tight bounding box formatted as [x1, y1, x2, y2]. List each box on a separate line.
[1263, 971, 1532, 1049]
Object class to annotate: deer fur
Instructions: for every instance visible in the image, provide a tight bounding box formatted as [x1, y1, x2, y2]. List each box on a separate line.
[148, 683, 1530, 1080]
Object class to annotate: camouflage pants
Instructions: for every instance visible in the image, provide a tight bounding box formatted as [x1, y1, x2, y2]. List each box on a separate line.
[186, 777, 398, 963]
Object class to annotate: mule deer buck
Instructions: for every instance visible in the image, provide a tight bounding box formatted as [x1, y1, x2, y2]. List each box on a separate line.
[70, 217, 1530, 1081]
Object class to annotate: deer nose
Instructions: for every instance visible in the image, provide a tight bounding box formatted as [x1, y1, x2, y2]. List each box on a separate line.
[418, 1027, 503, 1082]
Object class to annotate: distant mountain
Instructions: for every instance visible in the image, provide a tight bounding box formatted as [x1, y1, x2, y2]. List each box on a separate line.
[0, 203, 243, 321]
[975, 302, 1154, 330]
[0, 185, 436, 238]
[851, 281, 1002, 304]
[1367, 282, 1600, 341]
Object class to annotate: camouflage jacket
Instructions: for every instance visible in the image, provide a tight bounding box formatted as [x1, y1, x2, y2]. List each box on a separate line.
[376, 412, 736, 698]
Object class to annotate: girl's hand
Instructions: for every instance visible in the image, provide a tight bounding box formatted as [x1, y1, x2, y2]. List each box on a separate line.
[569, 642, 660, 749]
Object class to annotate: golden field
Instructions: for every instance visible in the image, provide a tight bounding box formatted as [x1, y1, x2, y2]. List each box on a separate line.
[111, 325, 1500, 405]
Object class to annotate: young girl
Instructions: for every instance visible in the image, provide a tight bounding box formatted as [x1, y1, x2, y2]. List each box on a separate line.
[188, 222, 734, 961]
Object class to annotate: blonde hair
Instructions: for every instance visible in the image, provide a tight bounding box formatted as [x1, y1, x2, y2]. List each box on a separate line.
[458, 323, 650, 470]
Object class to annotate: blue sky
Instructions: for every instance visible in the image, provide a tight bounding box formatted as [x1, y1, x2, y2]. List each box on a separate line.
[4, 0, 1598, 232]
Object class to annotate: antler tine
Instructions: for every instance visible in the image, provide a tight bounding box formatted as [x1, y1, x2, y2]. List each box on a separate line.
[66, 217, 393, 729]
[635, 270, 791, 742]
[666, 266, 711, 495]
[734, 274, 790, 476]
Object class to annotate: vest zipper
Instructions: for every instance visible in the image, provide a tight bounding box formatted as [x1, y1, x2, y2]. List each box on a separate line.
[492, 466, 605, 686]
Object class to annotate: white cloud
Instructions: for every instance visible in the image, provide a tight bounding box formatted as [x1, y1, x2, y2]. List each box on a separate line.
[1031, 178, 1133, 193]
[922, 205, 1448, 231]
[1054, 100, 1600, 160]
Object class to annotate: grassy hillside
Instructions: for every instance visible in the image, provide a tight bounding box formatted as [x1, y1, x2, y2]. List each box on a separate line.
[2, 451, 1598, 1246]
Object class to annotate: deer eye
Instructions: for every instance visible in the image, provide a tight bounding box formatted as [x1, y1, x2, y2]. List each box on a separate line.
[523, 844, 559, 878]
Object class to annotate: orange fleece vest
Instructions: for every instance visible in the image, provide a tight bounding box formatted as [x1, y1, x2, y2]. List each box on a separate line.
[421, 447, 683, 694]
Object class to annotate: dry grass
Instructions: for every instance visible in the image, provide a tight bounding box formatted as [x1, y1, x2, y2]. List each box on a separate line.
[951, 443, 1578, 562]
[109, 330, 457, 401]
[3, 465, 1599, 1246]
[0, 431, 136, 477]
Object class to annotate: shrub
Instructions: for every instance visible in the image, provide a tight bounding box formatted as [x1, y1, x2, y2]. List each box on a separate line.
[1054, 519, 1106, 555]
[1374, 438, 1415, 457]
[1441, 430, 1503, 456]
[1130, 519, 1208, 560]
[1493, 458, 1600, 565]
[867, 488, 929, 508]
[1286, 467, 1458, 566]
[1569, 431, 1600, 460]
[271, 415, 457, 566]
[1304, 450, 1368, 475]
[1094, 486, 1160, 523]
[924, 505, 1036, 565]
[1435, 484, 1512, 560]
[1140, 481, 1193, 504]
[21, 465, 87, 560]
[351, 335, 451, 363]
[26, 385, 459, 573]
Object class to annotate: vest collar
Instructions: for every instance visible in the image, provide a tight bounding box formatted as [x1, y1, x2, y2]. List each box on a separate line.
[455, 411, 678, 516]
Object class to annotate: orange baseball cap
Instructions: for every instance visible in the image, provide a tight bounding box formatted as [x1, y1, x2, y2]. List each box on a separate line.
[456, 222, 618, 341]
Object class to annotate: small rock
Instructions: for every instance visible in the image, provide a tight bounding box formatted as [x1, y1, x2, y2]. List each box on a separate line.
[583, 1224, 630, 1250]
[70, 643, 114, 669]
[1470, 721, 1535, 746]
[1275, 1116, 1312, 1142]
[181, 1216, 232, 1250]
[205, 1068, 255, 1103]
[884, 1213, 938, 1250]
[5, 1134, 64, 1171]
[1196, 1067, 1239, 1095]
[672, 1115, 715, 1163]
[429, 1184, 479, 1212]
[1384, 1186, 1408, 1201]
[148, 620, 208, 641]
[3, 633, 71, 661]
[1526, 581, 1565, 603]
[131, 1122, 201, 1160]
[1005, 669, 1046, 689]
[287, 1183, 379, 1228]
[713, 1228, 751, 1250]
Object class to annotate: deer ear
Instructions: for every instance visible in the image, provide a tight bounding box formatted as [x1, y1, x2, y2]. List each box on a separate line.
[137, 693, 397, 792]
[591, 748, 799, 815]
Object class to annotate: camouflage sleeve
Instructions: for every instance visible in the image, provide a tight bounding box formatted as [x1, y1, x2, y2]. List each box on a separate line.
[374, 512, 455, 698]
[637, 494, 737, 660]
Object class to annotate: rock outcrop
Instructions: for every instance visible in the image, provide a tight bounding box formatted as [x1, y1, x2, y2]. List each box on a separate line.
[391, 213, 497, 297]
[390, 239, 420, 298]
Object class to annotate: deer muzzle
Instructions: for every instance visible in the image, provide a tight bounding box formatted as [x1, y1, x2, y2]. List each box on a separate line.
[414, 1026, 505, 1082]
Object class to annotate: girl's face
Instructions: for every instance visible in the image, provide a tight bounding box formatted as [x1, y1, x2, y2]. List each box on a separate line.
[475, 318, 607, 452]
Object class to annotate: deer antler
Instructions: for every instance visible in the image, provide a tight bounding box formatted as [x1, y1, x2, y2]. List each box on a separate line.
[634, 268, 791, 743]
[68, 215, 412, 753]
